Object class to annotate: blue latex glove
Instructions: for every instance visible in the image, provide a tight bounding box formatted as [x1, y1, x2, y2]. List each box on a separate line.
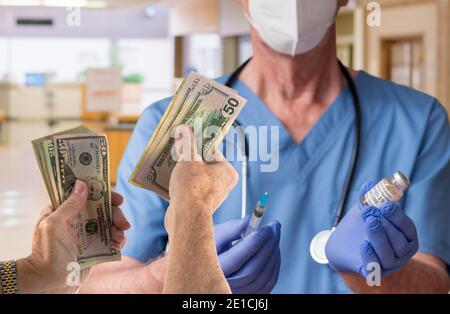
[215, 216, 281, 294]
[325, 181, 419, 277]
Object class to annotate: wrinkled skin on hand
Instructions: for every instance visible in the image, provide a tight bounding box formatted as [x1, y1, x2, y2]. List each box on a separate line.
[24, 181, 130, 293]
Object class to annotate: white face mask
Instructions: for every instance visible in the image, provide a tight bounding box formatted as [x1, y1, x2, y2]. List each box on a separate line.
[247, 0, 337, 56]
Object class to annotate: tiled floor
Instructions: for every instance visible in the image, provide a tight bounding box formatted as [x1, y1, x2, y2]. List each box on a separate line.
[0, 120, 82, 260]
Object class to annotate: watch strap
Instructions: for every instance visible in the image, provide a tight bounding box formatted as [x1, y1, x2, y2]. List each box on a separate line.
[0, 260, 19, 294]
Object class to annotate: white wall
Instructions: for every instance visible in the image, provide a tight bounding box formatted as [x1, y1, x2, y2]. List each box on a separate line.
[0, 4, 170, 38]
[219, 0, 249, 36]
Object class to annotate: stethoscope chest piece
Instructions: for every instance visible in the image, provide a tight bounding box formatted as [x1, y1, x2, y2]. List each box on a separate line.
[309, 227, 335, 264]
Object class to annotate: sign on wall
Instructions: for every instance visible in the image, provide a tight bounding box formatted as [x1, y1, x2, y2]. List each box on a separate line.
[86, 68, 122, 113]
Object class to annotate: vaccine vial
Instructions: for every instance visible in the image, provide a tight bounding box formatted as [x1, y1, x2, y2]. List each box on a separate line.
[360, 171, 411, 208]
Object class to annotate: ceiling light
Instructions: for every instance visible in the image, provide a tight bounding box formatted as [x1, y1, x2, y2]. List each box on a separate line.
[144, 6, 157, 19]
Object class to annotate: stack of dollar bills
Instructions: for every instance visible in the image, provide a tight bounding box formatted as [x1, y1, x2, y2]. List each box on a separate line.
[129, 72, 247, 200]
[32, 126, 120, 269]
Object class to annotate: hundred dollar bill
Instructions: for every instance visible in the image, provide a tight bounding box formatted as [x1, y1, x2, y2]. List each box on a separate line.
[32, 127, 119, 269]
[129, 72, 247, 200]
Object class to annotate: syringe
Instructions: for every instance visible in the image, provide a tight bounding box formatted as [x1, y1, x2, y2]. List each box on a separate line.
[241, 192, 269, 238]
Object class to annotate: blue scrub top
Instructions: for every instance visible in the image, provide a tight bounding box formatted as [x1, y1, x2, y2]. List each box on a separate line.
[116, 71, 450, 293]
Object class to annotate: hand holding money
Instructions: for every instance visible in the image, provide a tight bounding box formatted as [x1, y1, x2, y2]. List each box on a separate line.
[164, 125, 239, 235]
[170, 125, 239, 214]
[17, 181, 130, 293]
[130, 72, 247, 200]
[32, 127, 124, 269]
[163, 126, 237, 293]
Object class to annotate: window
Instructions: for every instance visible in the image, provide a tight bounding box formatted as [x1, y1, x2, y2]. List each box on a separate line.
[381, 37, 424, 90]
[0, 37, 175, 113]
[116, 38, 174, 108]
[187, 33, 221, 78]
[0, 37, 110, 84]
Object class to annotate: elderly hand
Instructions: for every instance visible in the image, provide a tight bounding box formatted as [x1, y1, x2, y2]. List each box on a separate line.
[163, 125, 239, 293]
[166, 125, 238, 233]
[325, 182, 419, 278]
[17, 180, 130, 293]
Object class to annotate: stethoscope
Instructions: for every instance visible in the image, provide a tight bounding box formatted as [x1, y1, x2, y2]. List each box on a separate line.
[225, 57, 362, 265]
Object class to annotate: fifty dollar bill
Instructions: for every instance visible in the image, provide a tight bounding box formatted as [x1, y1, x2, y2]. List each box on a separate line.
[129, 72, 247, 200]
[32, 128, 120, 269]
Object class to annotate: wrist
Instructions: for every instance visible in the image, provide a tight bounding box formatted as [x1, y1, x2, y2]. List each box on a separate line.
[16, 257, 44, 294]
[16, 256, 67, 294]
[167, 202, 213, 239]
[170, 196, 212, 216]
[170, 201, 212, 226]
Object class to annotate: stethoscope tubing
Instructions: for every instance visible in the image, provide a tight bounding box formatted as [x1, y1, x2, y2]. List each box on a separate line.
[226, 58, 362, 226]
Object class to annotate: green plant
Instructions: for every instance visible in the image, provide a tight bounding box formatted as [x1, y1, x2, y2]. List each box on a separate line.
[123, 73, 144, 84]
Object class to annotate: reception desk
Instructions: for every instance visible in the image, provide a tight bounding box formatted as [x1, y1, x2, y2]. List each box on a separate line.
[0, 82, 82, 119]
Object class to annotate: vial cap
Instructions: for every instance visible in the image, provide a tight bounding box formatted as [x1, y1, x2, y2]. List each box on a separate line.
[259, 192, 269, 207]
[393, 171, 411, 190]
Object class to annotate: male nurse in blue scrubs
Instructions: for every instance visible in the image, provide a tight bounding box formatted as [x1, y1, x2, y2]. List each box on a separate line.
[82, 0, 450, 293]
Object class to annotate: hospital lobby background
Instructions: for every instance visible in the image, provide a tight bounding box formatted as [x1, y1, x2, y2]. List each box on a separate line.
[0, 0, 449, 264]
